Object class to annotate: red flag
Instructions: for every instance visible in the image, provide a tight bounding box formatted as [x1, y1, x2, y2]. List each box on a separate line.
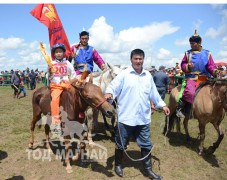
[30, 4, 71, 59]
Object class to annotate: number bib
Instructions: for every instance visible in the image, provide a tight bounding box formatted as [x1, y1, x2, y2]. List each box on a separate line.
[53, 62, 68, 77]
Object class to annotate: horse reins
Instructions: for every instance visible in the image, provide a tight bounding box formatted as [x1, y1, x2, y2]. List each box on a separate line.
[78, 91, 107, 110]
[113, 99, 169, 162]
[95, 99, 107, 108]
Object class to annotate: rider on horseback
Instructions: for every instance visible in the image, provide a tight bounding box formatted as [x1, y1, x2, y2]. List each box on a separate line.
[176, 30, 219, 118]
[70, 31, 107, 118]
[49, 43, 77, 133]
[71, 31, 106, 79]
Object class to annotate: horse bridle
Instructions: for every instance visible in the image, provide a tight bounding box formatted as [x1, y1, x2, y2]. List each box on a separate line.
[213, 80, 227, 104]
[78, 90, 107, 109]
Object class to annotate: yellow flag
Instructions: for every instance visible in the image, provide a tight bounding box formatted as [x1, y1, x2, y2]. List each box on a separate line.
[40, 42, 55, 73]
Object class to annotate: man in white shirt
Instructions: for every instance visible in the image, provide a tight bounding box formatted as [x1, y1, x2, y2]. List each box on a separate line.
[105, 49, 170, 179]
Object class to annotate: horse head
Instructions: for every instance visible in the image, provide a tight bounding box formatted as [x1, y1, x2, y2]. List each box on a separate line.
[107, 63, 123, 79]
[214, 80, 227, 111]
[71, 78, 115, 118]
[92, 63, 123, 92]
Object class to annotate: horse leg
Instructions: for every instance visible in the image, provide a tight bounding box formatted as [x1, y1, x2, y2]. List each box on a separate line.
[207, 122, 224, 154]
[72, 136, 85, 162]
[176, 116, 181, 133]
[92, 108, 99, 131]
[183, 117, 191, 142]
[102, 112, 113, 137]
[163, 112, 175, 135]
[44, 124, 53, 154]
[198, 122, 206, 155]
[29, 111, 41, 149]
[64, 136, 73, 173]
[86, 108, 95, 147]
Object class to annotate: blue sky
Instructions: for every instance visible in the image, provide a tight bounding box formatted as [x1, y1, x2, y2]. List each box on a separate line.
[0, 4, 227, 71]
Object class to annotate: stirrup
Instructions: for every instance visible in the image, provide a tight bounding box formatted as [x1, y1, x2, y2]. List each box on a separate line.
[176, 109, 185, 118]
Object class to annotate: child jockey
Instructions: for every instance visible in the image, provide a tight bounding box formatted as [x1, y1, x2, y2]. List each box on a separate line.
[49, 43, 77, 133]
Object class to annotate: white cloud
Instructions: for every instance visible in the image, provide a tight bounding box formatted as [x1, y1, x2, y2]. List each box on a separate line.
[146, 48, 183, 69]
[192, 19, 202, 33]
[157, 48, 171, 59]
[205, 27, 219, 39]
[1, 16, 181, 71]
[0, 51, 6, 58]
[205, 8, 227, 39]
[210, 4, 226, 9]
[203, 6, 227, 64]
[0, 38, 46, 71]
[0, 37, 24, 50]
[217, 50, 227, 58]
[87, 16, 179, 67]
[175, 37, 189, 46]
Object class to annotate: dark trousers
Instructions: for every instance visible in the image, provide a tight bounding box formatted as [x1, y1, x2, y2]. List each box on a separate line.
[18, 87, 26, 96]
[156, 87, 166, 100]
[30, 81, 36, 90]
[12, 84, 19, 95]
[115, 122, 152, 150]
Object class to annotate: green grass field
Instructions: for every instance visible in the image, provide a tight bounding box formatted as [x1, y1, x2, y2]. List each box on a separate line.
[0, 84, 226, 180]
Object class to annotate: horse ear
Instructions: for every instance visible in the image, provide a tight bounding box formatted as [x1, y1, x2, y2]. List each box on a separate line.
[88, 74, 93, 83]
[70, 78, 84, 90]
[107, 63, 113, 70]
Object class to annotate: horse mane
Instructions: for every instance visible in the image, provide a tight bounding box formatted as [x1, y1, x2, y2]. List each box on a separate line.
[197, 79, 215, 90]
[92, 71, 102, 77]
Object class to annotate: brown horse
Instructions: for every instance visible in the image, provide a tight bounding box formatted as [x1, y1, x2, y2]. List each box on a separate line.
[29, 79, 115, 173]
[164, 80, 227, 155]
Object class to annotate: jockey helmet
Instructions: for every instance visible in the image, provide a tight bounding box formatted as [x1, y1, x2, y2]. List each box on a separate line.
[51, 43, 66, 53]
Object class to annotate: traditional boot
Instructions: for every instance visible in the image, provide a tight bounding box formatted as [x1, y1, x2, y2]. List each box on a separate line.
[141, 148, 162, 180]
[176, 99, 186, 118]
[115, 148, 123, 177]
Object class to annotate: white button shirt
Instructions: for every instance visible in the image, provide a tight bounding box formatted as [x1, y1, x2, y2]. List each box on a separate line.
[105, 66, 166, 126]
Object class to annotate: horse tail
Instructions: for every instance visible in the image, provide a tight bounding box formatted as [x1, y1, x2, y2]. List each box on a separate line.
[163, 109, 177, 134]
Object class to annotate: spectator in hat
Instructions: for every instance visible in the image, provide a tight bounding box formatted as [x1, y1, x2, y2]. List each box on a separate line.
[11, 69, 21, 98]
[29, 69, 37, 90]
[153, 65, 171, 100]
[221, 66, 227, 79]
[175, 62, 180, 69]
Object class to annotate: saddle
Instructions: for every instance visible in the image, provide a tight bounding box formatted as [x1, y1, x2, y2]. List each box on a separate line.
[179, 76, 211, 118]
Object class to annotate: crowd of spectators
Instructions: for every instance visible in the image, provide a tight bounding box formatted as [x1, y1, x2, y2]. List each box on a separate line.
[0, 68, 46, 89]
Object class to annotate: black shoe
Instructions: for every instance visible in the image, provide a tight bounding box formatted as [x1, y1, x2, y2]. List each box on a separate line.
[115, 149, 123, 177]
[115, 165, 123, 177]
[141, 148, 162, 180]
[144, 167, 162, 180]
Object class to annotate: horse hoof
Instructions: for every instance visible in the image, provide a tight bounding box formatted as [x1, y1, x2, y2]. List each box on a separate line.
[66, 166, 73, 174]
[89, 140, 95, 148]
[72, 153, 80, 161]
[186, 136, 191, 143]
[28, 143, 33, 149]
[80, 143, 86, 149]
[207, 146, 215, 155]
[48, 149, 53, 155]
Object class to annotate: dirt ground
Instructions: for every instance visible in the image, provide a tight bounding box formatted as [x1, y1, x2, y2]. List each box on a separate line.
[0, 85, 227, 180]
